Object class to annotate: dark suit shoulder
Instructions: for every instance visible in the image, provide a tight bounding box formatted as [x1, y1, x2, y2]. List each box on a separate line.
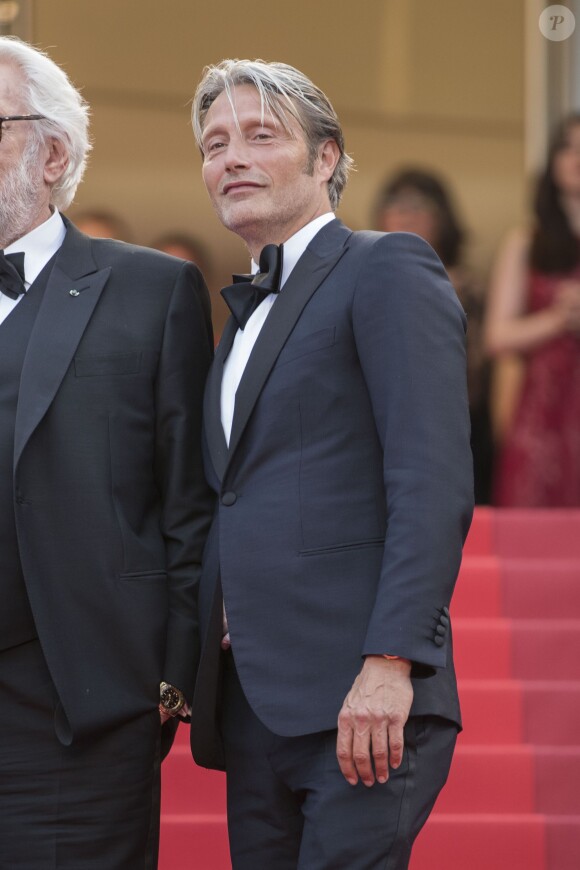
[349, 229, 463, 316]
[341, 230, 448, 290]
[89, 236, 200, 278]
[62, 217, 202, 284]
[349, 229, 438, 260]
[343, 227, 468, 338]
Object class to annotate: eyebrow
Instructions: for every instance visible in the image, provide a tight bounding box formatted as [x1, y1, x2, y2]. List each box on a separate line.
[202, 114, 281, 142]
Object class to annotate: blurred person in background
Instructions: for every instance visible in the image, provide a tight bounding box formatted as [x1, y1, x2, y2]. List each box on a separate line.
[485, 114, 580, 507]
[376, 168, 493, 503]
[151, 231, 212, 276]
[73, 208, 133, 241]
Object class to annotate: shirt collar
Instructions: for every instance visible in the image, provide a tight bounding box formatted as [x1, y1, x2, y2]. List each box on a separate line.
[5, 209, 67, 288]
[251, 212, 335, 288]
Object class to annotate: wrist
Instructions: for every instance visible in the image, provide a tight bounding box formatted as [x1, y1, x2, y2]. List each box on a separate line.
[365, 654, 412, 673]
[370, 654, 412, 674]
[383, 655, 411, 674]
[159, 681, 186, 717]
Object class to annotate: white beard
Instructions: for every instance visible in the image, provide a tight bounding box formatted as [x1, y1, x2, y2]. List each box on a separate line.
[0, 138, 45, 249]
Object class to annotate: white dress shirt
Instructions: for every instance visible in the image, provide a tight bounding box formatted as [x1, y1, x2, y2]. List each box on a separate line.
[0, 209, 66, 327]
[220, 212, 335, 444]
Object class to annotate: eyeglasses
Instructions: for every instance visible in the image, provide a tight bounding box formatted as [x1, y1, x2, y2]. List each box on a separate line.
[0, 115, 45, 143]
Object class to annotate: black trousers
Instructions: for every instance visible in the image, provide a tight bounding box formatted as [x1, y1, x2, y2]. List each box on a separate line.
[221, 656, 457, 870]
[0, 638, 161, 869]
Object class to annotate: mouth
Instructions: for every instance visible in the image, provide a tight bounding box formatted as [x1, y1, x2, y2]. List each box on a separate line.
[222, 181, 263, 195]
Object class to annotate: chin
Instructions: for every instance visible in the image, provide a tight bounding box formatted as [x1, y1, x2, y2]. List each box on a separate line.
[220, 206, 266, 235]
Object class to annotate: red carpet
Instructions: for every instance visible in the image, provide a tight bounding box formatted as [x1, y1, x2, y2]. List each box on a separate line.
[159, 509, 580, 869]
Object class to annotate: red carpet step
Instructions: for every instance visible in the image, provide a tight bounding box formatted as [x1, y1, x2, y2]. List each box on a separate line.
[494, 510, 580, 558]
[409, 814, 546, 870]
[454, 618, 580, 679]
[159, 509, 580, 870]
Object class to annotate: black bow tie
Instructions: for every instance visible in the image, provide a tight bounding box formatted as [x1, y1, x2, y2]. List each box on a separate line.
[221, 244, 283, 330]
[0, 250, 26, 300]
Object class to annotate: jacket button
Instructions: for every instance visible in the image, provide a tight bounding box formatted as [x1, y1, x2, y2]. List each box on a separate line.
[221, 492, 237, 506]
[434, 635, 445, 647]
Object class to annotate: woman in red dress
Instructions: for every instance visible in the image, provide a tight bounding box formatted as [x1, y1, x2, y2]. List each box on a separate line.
[486, 114, 580, 506]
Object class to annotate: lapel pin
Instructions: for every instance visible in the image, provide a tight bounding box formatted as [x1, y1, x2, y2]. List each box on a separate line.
[69, 289, 79, 297]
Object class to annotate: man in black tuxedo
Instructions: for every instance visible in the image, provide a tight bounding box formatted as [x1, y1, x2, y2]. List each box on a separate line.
[0, 38, 213, 868]
[189, 60, 473, 869]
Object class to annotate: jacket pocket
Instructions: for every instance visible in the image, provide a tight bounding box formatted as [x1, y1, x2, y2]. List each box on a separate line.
[119, 570, 167, 581]
[299, 537, 384, 557]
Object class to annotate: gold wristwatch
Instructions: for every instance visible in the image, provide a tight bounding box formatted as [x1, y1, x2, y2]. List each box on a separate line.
[159, 681, 186, 717]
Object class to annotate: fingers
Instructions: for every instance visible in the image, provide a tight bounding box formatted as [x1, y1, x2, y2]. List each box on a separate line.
[352, 717, 402, 786]
[337, 717, 403, 786]
[221, 603, 231, 650]
[387, 720, 405, 770]
[336, 716, 357, 785]
[371, 720, 389, 783]
[352, 716, 375, 786]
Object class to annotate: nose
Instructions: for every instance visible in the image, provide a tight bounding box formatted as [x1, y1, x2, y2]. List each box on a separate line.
[223, 138, 251, 172]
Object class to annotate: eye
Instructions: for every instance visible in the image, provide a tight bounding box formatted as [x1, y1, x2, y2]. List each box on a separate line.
[253, 131, 273, 142]
[207, 140, 226, 152]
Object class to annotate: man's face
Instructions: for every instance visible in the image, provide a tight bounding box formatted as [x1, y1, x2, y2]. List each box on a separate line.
[201, 84, 333, 254]
[0, 62, 46, 247]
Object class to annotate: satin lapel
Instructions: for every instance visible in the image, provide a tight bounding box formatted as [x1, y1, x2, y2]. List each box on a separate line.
[203, 316, 238, 483]
[227, 221, 351, 465]
[14, 225, 111, 469]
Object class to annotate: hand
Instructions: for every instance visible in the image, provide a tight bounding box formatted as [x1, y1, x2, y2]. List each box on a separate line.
[336, 656, 413, 787]
[221, 601, 231, 650]
[554, 280, 580, 334]
[159, 701, 191, 725]
[159, 707, 172, 725]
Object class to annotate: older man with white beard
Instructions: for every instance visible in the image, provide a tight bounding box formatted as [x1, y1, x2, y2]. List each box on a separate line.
[0, 37, 214, 869]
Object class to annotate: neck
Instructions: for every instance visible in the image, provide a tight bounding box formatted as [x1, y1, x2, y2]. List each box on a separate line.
[246, 237, 282, 264]
[242, 205, 333, 262]
[1, 203, 53, 250]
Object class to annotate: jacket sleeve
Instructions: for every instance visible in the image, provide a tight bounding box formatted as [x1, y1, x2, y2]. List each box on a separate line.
[352, 232, 474, 674]
[154, 261, 215, 699]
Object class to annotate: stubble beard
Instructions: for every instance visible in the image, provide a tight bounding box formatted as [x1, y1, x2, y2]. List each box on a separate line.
[215, 161, 317, 248]
[0, 137, 46, 249]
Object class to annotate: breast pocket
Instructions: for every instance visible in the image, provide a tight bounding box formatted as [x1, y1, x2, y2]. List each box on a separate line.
[74, 352, 142, 377]
[277, 327, 336, 367]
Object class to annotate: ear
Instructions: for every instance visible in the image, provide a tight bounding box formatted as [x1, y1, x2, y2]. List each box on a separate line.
[43, 137, 69, 186]
[317, 139, 341, 183]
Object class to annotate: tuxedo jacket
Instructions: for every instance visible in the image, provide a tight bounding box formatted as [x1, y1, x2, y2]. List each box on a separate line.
[191, 221, 473, 768]
[13, 220, 213, 744]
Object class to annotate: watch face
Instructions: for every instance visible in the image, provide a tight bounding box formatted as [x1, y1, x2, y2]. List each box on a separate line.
[160, 683, 185, 715]
[162, 688, 178, 707]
